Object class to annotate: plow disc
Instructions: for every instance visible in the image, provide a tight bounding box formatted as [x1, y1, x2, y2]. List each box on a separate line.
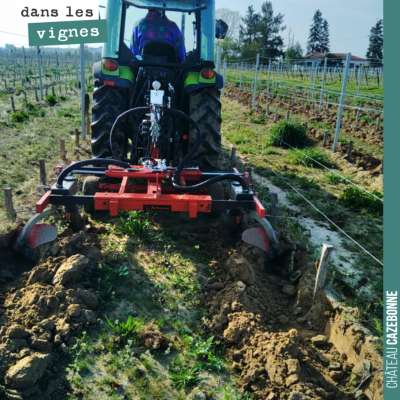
[13, 210, 58, 258]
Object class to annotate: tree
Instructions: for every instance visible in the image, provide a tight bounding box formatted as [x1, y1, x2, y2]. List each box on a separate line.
[285, 26, 302, 61]
[239, 6, 261, 44]
[216, 8, 242, 40]
[321, 19, 330, 53]
[258, 1, 286, 59]
[325, 53, 339, 67]
[366, 19, 383, 65]
[306, 10, 327, 54]
[285, 42, 303, 61]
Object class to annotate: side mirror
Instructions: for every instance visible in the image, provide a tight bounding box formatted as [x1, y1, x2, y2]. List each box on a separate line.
[215, 19, 229, 39]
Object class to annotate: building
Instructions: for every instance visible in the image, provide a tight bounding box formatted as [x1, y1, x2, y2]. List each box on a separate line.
[303, 53, 369, 68]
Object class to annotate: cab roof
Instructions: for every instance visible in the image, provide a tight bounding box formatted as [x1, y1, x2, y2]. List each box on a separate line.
[123, 0, 207, 12]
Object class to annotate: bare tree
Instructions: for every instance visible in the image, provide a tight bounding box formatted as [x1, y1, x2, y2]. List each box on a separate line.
[286, 25, 295, 49]
[216, 8, 242, 40]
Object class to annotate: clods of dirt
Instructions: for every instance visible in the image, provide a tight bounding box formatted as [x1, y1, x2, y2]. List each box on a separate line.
[202, 224, 383, 400]
[0, 230, 102, 399]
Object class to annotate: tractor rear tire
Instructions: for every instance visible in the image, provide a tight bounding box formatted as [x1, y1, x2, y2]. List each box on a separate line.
[189, 87, 222, 170]
[91, 82, 127, 159]
[82, 176, 100, 214]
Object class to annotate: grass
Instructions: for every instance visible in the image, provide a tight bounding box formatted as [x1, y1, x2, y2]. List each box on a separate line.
[340, 187, 383, 215]
[288, 148, 335, 168]
[267, 120, 308, 148]
[104, 315, 144, 337]
[51, 211, 245, 399]
[298, 176, 319, 189]
[168, 359, 203, 389]
[325, 172, 351, 185]
[221, 95, 383, 328]
[117, 210, 150, 237]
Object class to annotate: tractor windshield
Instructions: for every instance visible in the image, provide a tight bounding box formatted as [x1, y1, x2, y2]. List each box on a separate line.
[124, 5, 198, 61]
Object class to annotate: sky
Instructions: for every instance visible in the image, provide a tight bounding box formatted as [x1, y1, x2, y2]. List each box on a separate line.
[0, 0, 383, 58]
[216, 0, 383, 57]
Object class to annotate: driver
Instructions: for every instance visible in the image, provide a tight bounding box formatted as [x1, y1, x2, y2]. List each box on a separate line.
[130, 9, 186, 62]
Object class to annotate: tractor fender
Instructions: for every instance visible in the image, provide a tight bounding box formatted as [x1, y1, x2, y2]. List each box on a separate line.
[93, 61, 102, 80]
[93, 61, 134, 89]
[216, 72, 224, 89]
[185, 73, 224, 94]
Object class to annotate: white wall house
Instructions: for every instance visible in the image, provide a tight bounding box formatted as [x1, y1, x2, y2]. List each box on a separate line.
[304, 52, 369, 68]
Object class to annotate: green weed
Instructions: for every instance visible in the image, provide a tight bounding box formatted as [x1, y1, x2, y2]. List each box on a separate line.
[45, 94, 58, 106]
[267, 120, 308, 148]
[360, 115, 375, 124]
[66, 331, 91, 375]
[105, 315, 144, 337]
[325, 172, 348, 184]
[340, 187, 383, 215]
[117, 210, 149, 236]
[11, 111, 29, 123]
[297, 176, 319, 189]
[168, 359, 203, 389]
[289, 148, 335, 168]
[250, 114, 266, 124]
[92, 263, 129, 305]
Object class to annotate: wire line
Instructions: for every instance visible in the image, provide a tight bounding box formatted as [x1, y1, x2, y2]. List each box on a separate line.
[267, 168, 383, 266]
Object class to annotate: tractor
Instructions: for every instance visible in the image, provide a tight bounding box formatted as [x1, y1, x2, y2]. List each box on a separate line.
[14, 0, 284, 261]
[91, 0, 224, 170]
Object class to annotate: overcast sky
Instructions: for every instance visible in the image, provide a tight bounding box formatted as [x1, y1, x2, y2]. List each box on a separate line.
[0, 0, 383, 58]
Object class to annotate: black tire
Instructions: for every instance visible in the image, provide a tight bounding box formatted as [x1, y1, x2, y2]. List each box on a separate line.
[91, 82, 128, 159]
[188, 87, 222, 170]
[82, 176, 100, 214]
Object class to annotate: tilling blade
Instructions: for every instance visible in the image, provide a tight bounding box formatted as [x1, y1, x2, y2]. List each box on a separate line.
[16, 224, 58, 257]
[242, 227, 272, 252]
[25, 224, 58, 250]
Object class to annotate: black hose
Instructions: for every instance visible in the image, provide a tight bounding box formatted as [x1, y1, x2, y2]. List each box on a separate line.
[56, 159, 130, 188]
[164, 108, 249, 193]
[110, 107, 150, 161]
[108, 107, 249, 192]
[130, 67, 143, 109]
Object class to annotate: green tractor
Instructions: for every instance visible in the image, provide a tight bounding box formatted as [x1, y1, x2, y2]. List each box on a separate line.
[92, 0, 225, 170]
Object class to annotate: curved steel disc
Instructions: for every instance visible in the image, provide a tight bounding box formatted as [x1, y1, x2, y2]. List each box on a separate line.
[25, 224, 58, 250]
[242, 227, 272, 252]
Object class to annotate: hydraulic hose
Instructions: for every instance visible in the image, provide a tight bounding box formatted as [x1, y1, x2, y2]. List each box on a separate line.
[56, 159, 130, 188]
[164, 108, 249, 193]
[108, 106, 249, 193]
[110, 107, 150, 161]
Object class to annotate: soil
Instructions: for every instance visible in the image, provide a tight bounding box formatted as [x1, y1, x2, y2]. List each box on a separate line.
[202, 221, 383, 400]
[0, 216, 383, 400]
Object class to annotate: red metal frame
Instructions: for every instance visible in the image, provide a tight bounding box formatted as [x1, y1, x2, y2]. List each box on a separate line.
[92, 166, 212, 217]
[36, 164, 266, 219]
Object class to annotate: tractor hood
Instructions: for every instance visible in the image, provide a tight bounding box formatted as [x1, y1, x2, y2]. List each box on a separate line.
[122, 0, 207, 12]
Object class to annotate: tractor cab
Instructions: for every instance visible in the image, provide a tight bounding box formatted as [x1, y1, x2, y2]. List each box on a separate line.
[92, 0, 225, 167]
[95, 0, 219, 91]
